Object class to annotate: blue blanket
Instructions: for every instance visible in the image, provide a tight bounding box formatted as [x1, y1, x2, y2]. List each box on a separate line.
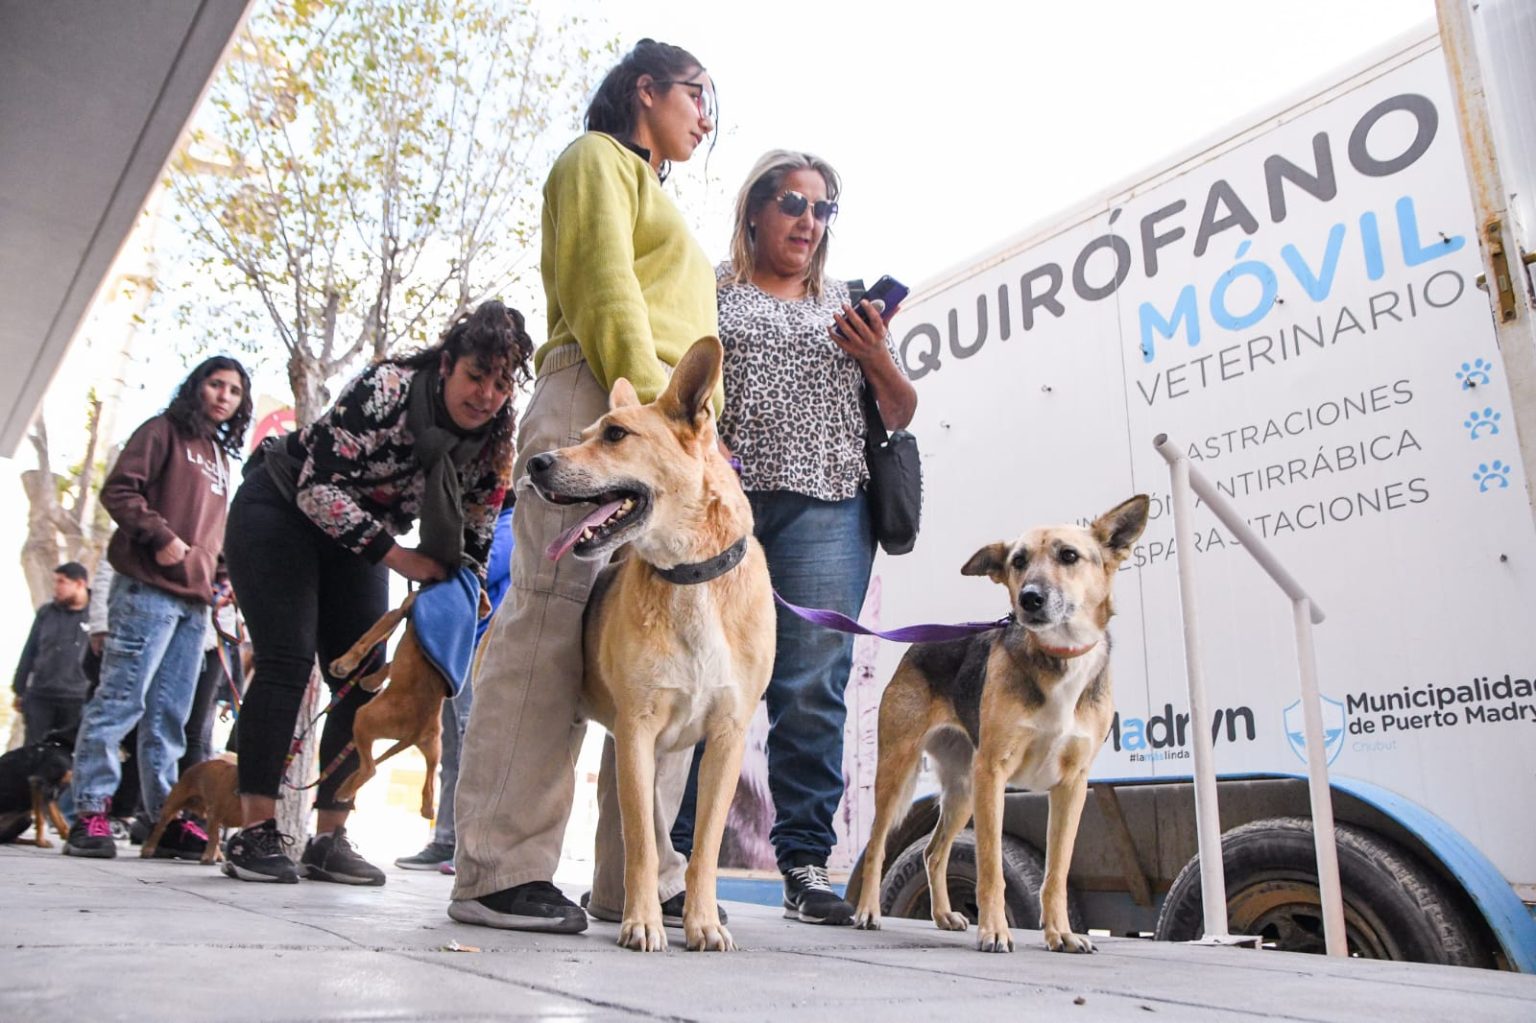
[410, 567, 481, 698]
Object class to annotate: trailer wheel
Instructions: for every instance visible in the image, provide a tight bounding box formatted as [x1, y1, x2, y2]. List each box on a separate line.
[879, 829, 1079, 929]
[1153, 816, 1492, 966]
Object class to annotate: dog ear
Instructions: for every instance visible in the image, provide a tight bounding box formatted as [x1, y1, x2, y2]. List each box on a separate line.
[961, 542, 1010, 583]
[657, 336, 722, 430]
[610, 377, 640, 409]
[1092, 495, 1151, 561]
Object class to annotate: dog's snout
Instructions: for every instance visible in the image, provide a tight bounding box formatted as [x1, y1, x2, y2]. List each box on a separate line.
[527, 452, 556, 475]
[1019, 586, 1046, 615]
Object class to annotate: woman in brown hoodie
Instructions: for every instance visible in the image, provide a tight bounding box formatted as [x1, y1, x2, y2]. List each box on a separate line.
[66, 356, 251, 859]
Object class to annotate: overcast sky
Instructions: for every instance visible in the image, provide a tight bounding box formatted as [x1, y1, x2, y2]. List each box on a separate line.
[591, 0, 1439, 291]
[0, 0, 1438, 671]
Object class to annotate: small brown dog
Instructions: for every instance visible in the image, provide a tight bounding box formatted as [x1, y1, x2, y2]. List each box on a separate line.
[328, 588, 490, 818]
[141, 757, 240, 864]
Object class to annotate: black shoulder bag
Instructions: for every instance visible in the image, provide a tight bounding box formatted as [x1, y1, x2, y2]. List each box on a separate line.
[861, 385, 922, 556]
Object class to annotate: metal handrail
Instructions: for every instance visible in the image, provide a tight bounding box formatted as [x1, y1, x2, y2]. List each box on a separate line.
[1153, 433, 1346, 957]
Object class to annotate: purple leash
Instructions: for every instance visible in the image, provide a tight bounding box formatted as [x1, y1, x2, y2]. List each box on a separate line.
[773, 590, 1011, 644]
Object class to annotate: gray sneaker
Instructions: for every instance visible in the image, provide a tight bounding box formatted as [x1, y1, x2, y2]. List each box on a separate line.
[395, 841, 454, 870]
[301, 826, 385, 886]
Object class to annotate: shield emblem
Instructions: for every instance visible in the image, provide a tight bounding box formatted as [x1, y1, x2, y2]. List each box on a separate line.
[1283, 695, 1346, 766]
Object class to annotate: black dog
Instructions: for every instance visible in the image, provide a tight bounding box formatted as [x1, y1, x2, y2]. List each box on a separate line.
[0, 727, 75, 847]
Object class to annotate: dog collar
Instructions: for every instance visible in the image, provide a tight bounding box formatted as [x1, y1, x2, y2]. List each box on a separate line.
[655, 536, 749, 585]
[1035, 638, 1100, 659]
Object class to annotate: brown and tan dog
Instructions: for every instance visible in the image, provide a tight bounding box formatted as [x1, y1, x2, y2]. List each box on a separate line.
[141, 757, 240, 863]
[853, 496, 1150, 953]
[526, 336, 775, 953]
[328, 588, 491, 818]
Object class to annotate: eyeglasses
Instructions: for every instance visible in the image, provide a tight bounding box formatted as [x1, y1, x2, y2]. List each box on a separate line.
[774, 190, 839, 224]
[653, 79, 716, 122]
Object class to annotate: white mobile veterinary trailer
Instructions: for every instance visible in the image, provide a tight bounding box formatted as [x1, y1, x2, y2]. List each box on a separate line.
[845, 8, 1536, 971]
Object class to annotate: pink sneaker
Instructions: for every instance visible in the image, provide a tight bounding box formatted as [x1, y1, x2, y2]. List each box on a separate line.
[65, 810, 117, 858]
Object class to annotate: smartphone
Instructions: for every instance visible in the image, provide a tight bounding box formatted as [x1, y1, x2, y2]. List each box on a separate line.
[861, 275, 909, 321]
[838, 275, 908, 338]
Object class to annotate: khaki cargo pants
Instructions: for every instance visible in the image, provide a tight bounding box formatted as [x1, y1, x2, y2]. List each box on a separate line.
[451, 345, 691, 910]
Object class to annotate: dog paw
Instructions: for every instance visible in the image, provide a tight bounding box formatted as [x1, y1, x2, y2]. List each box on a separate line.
[1045, 928, 1096, 954]
[684, 919, 735, 952]
[976, 924, 1015, 953]
[933, 911, 969, 932]
[618, 918, 668, 952]
[852, 908, 882, 930]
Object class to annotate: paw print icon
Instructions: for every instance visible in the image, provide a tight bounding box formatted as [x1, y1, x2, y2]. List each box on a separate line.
[1464, 408, 1502, 439]
[1473, 461, 1512, 492]
[1457, 358, 1493, 389]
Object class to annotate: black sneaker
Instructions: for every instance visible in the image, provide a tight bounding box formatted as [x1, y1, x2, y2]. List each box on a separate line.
[782, 861, 854, 925]
[395, 841, 455, 870]
[63, 810, 117, 859]
[302, 826, 385, 886]
[151, 817, 210, 861]
[221, 819, 299, 883]
[578, 889, 726, 927]
[128, 813, 153, 846]
[449, 881, 589, 933]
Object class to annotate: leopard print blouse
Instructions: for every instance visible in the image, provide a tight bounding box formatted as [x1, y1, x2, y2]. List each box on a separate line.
[716, 264, 904, 502]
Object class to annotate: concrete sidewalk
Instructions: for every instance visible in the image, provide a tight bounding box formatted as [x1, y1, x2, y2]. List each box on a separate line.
[4, 842, 1533, 1022]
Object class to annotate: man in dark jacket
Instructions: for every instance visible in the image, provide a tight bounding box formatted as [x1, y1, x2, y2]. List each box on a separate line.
[11, 562, 91, 745]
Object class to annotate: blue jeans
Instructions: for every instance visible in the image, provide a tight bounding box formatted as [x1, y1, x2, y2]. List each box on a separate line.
[433, 677, 474, 847]
[72, 577, 208, 818]
[750, 490, 875, 871]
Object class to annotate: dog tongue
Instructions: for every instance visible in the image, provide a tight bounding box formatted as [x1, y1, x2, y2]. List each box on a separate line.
[546, 500, 625, 562]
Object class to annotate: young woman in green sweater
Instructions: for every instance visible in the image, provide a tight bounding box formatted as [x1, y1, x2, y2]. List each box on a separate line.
[450, 39, 720, 933]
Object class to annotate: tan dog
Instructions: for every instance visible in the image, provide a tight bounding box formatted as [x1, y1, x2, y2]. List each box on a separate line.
[853, 496, 1150, 953]
[141, 757, 240, 864]
[329, 588, 491, 817]
[526, 336, 775, 953]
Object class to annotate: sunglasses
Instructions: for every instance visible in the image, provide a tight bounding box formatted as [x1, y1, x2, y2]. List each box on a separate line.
[773, 190, 839, 224]
[653, 79, 717, 122]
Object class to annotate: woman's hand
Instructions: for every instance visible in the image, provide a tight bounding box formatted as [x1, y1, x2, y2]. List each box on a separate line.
[154, 537, 190, 567]
[383, 545, 449, 583]
[833, 300, 920, 430]
[830, 300, 895, 365]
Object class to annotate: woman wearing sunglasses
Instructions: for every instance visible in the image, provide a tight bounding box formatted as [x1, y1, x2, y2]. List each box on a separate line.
[448, 38, 720, 934]
[713, 150, 917, 924]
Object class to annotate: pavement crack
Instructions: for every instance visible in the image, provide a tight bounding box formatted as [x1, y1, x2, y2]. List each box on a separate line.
[393, 949, 700, 1022]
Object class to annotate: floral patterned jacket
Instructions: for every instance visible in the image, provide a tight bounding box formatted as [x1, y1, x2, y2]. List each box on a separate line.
[293, 362, 509, 575]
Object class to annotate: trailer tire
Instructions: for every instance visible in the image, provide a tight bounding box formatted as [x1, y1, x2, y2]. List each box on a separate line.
[880, 829, 1079, 930]
[1153, 816, 1492, 966]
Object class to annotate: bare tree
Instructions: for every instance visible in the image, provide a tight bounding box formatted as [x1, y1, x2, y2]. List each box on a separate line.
[163, 0, 609, 839]
[169, 0, 607, 425]
[18, 405, 111, 608]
